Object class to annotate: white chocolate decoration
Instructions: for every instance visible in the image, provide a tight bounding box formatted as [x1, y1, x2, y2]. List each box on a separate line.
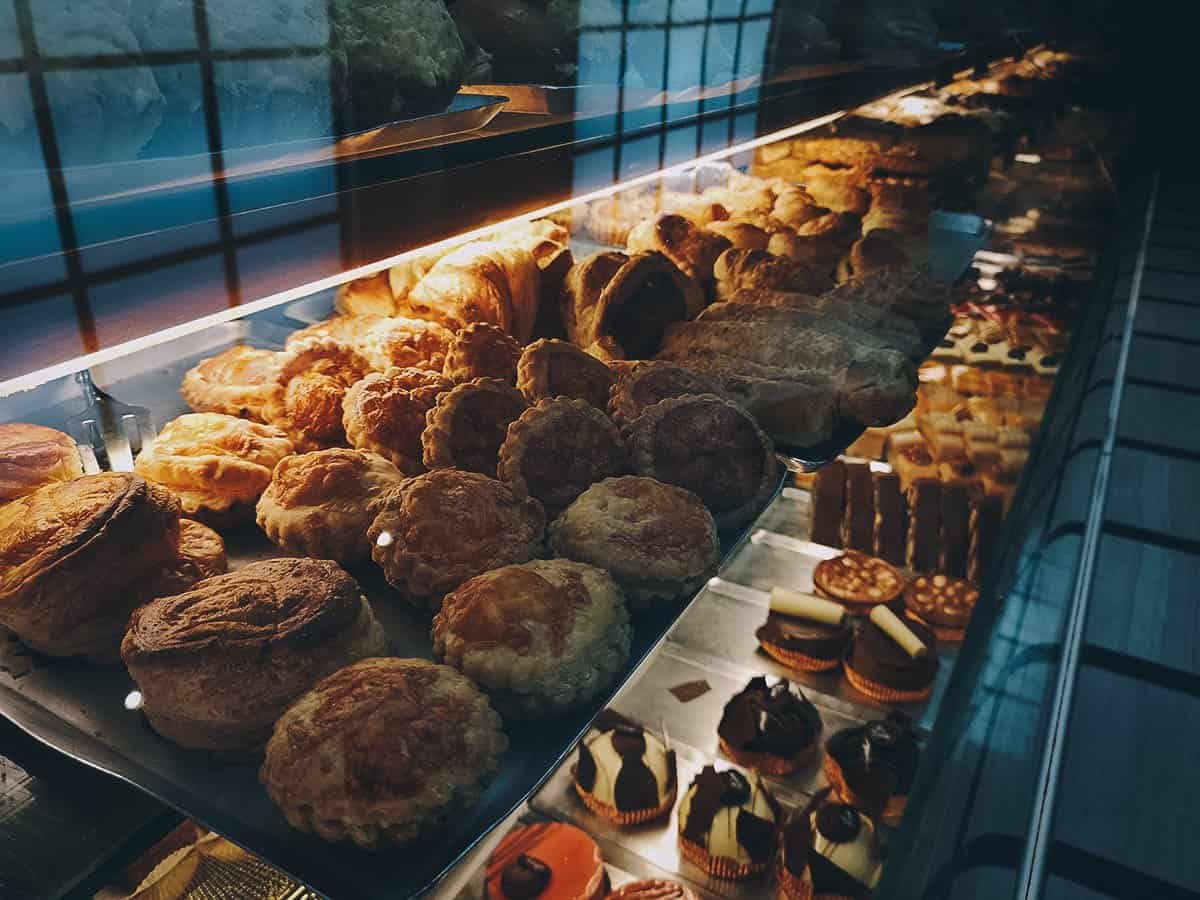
[770, 588, 846, 625]
[869, 606, 928, 659]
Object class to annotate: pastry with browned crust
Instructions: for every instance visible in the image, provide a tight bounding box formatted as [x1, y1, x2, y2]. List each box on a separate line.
[517, 339, 616, 410]
[263, 338, 374, 451]
[422, 377, 529, 477]
[713, 248, 833, 299]
[706, 221, 770, 251]
[433, 559, 631, 718]
[442, 322, 522, 383]
[122, 558, 388, 754]
[146, 519, 228, 598]
[548, 475, 719, 608]
[836, 230, 910, 283]
[767, 213, 862, 270]
[256, 449, 406, 565]
[626, 214, 731, 286]
[367, 468, 545, 609]
[607, 361, 727, 425]
[812, 551, 906, 614]
[772, 187, 829, 231]
[333, 270, 396, 317]
[343, 367, 452, 474]
[260, 658, 507, 847]
[0, 473, 180, 661]
[287, 315, 453, 373]
[0, 423, 82, 503]
[180, 346, 281, 422]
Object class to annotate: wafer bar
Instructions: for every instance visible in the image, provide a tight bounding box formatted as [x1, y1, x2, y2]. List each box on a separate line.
[873, 471, 906, 566]
[842, 460, 875, 552]
[811, 459, 845, 548]
[907, 480, 941, 572]
[940, 483, 970, 578]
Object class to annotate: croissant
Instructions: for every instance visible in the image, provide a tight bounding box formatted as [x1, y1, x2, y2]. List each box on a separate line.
[626, 213, 731, 286]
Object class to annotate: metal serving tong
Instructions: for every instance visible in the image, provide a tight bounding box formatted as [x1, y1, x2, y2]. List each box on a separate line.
[64, 370, 156, 473]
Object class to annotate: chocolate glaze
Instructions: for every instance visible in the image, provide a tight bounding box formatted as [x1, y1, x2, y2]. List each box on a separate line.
[802, 794, 875, 900]
[576, 725, 675, 812]
[717, 677, 822, 757]
[756, 612, 852, 661]
[781, 814, 811, 877]
[848, 618, 939, 691]
[827, 712, 921, 809]
[501, 855, 551, 900]
[680, 766, 776, 864]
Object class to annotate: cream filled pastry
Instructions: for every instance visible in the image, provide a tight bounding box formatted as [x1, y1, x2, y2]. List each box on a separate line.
[677, 766, 778, 880]
[574, 723, 676, 826]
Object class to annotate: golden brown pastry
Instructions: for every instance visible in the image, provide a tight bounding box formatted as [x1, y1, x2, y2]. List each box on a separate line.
[0, 473, 180, 660]
[287, 315, 453, 373]
[585, 190, 659, 246]
[134, 413, 294, 525]
[433, 559, 631, 718]
[263, 338, 373, 451]
[256, 449, 406, 565]
[386, 245, 455, 307]
[713, 248, 833, 299]
[343, 367, 452, 474]
[260, 658, 507, 847]
[608, 360, 728, 425]
[799, 176, 871, 215]
[627, 214, 731, 285]
[442, 322, 522, 383]
[659, 192, 730, 227]
[421, 377, 529, 476]
[146, 519, 228, 598]
[767, 212, 862, 269]
[0, 423, 82, 503]
[771, 186, 828, 230]
[121, 558, 389, 753]
[549, 475, 719, 608]
[179, 346, 281, 422]
[517, 339, 616, 410]
[367, 468, 545, 609]
[333, 271, 397, 317]
[705, 220, 770, 251]
[837, 230, 910, 283]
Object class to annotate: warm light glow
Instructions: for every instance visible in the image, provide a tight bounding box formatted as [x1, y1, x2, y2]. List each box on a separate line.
[1014, 153, 1042, 164]
[375, 530, 393, 548]
[124, 690, 143, 710]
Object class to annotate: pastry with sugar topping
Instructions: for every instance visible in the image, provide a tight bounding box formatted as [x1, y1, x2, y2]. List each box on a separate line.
[903, 573, 979, 642]
[812, 551, 906, 614]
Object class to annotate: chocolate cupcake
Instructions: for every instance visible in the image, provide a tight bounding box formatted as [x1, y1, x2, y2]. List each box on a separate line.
[756, 588, 853, 672]
[717, 677, 823, 775]
[575, 724, 677, 826]
[823, 712, 920, 826]
[844, 606, 939, 704]
[677, 766, 778, 880]
[800, 800, 884, 900]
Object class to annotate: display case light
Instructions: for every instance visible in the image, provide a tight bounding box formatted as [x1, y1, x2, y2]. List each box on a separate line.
[1015, 153, 1042, 164]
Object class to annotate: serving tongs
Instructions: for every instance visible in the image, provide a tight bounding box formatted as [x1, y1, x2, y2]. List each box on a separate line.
[64, 371, 156, 473]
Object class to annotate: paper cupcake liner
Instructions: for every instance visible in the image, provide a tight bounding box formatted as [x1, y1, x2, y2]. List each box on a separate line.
[574, 782, 675, 826]
[759, 640, 842, 673]
[821, 756, 908, 825]
[719, 736, 817, 776]
[902, 608, 967, 644]
[842, 662, 933, 704]
[776, 863, 815, 900]
[678, 835, 765, 881]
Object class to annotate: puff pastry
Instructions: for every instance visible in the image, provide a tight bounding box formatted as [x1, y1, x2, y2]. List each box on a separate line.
[421, 377, 529, 477]
[121, 558, 389, 754]
[180, 346, 281, 422]
[627, 214, 731, 285]
[837, 230, 910, 283]
[367, 468, 545, 610]
[343, 367, 452, 473]
[607, 361, 727, 425]
[256, 449, 406, 565]
[705, 221, 770, 251]
[333, 271, 397, 317]
[433, 559, 631, 719]
[143, 518, 228, 599]
[260, 658, 507, 847]
[263, 338, 373, 451]
[713, 248, 833, 299]
[287, 315, 453, 373]
[767, 212, 861, 269]
[517, 339, 616, 410]
[0, 423, 82, 503]
[442, 322, 522, 384]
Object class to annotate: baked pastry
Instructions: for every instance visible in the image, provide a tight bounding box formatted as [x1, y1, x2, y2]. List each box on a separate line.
[624, 395, 778, 532]
[575, 723, 677, 825]
[180, 346, 281, 421]
[756, 588, 853, 672]
[824, 712, 920, 826]
[793, 176, 870, 216]
[517, 339, 615, 412]
[256, 449, 406, 565]
[836, 230, 910, 283]
[585, 190, 659, 246]
[146, 518, 228, 598]
[261, 658, 506, 847]
[486, 823, 607, 900]
[812, 551, 905, 614]
[844, 606, 939, 703]
[432, 559, 631, 718]
[607, 361, 726, 426]
[122, 558, 389, 753]
[498, 399, 628, 517]
[782, 799, 884, 900]
[442, 322, 522, 383]
[548, 476, 719, 609]
[706, 220, 769, 251]
[342, 367, 452, 473]
[626, 214, 731, 286]
[772, 187, 829, 230]
[717, 677, 822, 775]
[288, 315, 453, 374]
[607, 880, 697, 900]
[334, 270, 398, 317]
[902, 573, 979, 642]
[767, 213, 861, 270]
[421, 377, 529, 476]
[263, 338, 374, 451]
[713, 248, 833, 299]
[367, 468, 545, 609]
[0, 473, 180, 661]
[677, 766, 778, 880]
[0, 423, 82, 503]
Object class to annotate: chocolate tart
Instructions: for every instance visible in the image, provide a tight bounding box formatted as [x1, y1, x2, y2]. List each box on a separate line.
[717, 677, 823, 775]
[812, 551, 906, 615]
[756, 610, 853, 673]
[823, 712, 920, 825]
[843, 615, 938, 703]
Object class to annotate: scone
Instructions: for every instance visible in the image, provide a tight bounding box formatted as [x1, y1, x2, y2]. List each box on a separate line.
[342, 367, 452, 474]
[260, 657, 507, 848]
[256, 449, 406, 565]
[367, 469, 545, 610]
[442, 321, 522, 383]
[432, 559, 631, 718]
[516, 339, 616, 410]
[607, 361, 727, 425]
[121, 558, 389, 753]
[421, 377, 529, 477]
[0, 473, 180, 661]
[497, 398, 628, 517]
[134, 413, 294, 526]
[0, 422, 82, 502]
[263, 338, 374, 451]
[180, 346, 281, 421]
[548, 476, 719, 609]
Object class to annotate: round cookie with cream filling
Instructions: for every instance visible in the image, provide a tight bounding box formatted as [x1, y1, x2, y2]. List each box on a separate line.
[574, 723, 676, 826]
[677, 766, 778, 880]
[812, 551, 905, 614]
[486, 823, 608, 900]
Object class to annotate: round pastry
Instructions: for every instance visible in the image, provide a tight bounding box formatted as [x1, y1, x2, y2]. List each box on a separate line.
[755, 602, 853, 673]
[0, 422, 82, 502]
[180, 345, 281, 421]
[812, 552, 905, 614]
[517, 339, 616, 411]
[574, 723, 677, 826]
[844, 613, 938, 703]
[794, 177, 871, 216]
[432, 559, 631, 719]
[442, 321, 522, 383]
[144, 518, 228, 599]
[823, 712, 920, 826]
[421, 377, 529, 477]
[677, 766, 778, 880]
[342, 367, 453, 474]
[607, 361, 727, 426]
[287, 314, 453, 373]
[547, 476, 719, 609]
[133, 413, 295, 527]
[717, 676, 822, 775]
[794, 799, 884, 899]
[486, 823, 607, 900]
[122, 558, 389, 754]
[260, 658, 507, 848]
[836, 230, 910, 283]
[498, 399, 628, 517]
[0, 473, 180, 661]
[902, 573, 979, 642]
[772, 188, 828, 230]
[607, 880, 697, 900]
[256, 449, 406, 565]
[705, 220, 769, 251]
[263, 338, 374, 451]
[624, 395, 778, 532]
[367, 468, 545, 610]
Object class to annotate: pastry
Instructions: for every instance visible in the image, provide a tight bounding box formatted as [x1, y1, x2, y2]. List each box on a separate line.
[256, 449, 406, 565]
[334, 270, 399, 317]
[261, 658, 507, 848]
[442, 322, 522, 383]
[717, 676, 823, 775]
[887, 432, 937, 490]
[903, 573, 978, 642]
[586, 190, 660, 246]
[180, 346, 281, 421]
[793, 176, 870, 216]
[677, 766, 778, 880]
[810, 460, 845, 548]
[626, 214, 731, 286]
[786, 799, 884, 899]
[421, 377, 530, 477]
[486, 823, 607, 900]
[872, 471, 906, 566]
[0, 473, 180, 661]
[756, 587, 852, 673]
[706, 220, 770, 251]
[146, 518, 228, 598]
[624, 395, 778, 532]
[286, 315, 453, 373]
[772, 187, 829, 230]
[133, 413, 294, 526]
[263, 338, 374, 451]
[122, 558, 389, 754]
[844, 606, 939, 703]
[776, 813, 815, 900]
[836, 230, 909, 283]
[0, 423, 82, 503]
[342, 367, 452, 474]
[517, 339, 616, 410]
[811, 551, 905, 614]
[497, 399, 628, 517]
[660, 192, 730, 227]
[767, 214, 861, 270]
[840, 461, 874, 553]
[824, 713, 920, 825]
[607, 361, 726, 426]
[367, 468, 545, 610]
[713, 248, 833, 299]
[575, 723, 677, 825]
[548, 475, 719, 609]
[607, 880, 696, 900]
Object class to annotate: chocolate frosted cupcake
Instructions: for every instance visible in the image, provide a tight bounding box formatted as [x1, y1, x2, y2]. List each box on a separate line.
[717, 677, 823, 775]
[844, 606, 939, 704]
[677, 766, 778, 880]
[756, 588, 853, 672]
[797, 800, 884, 900]
[824, 713, 920, 826]
[575, 724, 677, 826]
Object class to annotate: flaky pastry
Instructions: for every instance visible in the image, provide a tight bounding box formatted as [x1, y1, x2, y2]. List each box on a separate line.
[263, 338, 373, 451]
[0, 423, 82, 503]
[287, 315, 453, 373]
[705, 221, 770, 251]
[142, 519, 228, 600]
[713, 248, 833, 299]
[343, 367, 452, 473]
[421, 377, 529, 477]
[180, 346, 281, 422]
[627, 214, 731, 285]
[442, 321, 522, 383]
[517, 339, 616, 410]
[607, 361, 727, 425]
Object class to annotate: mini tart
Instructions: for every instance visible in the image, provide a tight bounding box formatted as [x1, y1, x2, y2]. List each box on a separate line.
[263, 338, 374, 451]
[517, 339, 617, 411]
[802, 799, 884, 900]
[421, 377, 529, 477]
[607, 361, 726, 426]
[607, 880, 698, 900]
[823, 712, 920, 826]
[260, 658, 507, 848]
[677, 766, 778, 880]
[0, 422, 83, 502]
[180, 345, 281, 422]
[575, 723, 677, 826]
[812, 552, 905, 614]
[902, 573, 979, 642]
[442, 321, 522, 383]
[498, 399, 628, 518]
[255, 449, 406, 566]
[486, 823, 607, 900]
[717, 677, 822, 775]
[342, 367, 452, 474]
[433, 560, 631, 719]
[755, 610, 853, 673]
[844, 615, 938, 704]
